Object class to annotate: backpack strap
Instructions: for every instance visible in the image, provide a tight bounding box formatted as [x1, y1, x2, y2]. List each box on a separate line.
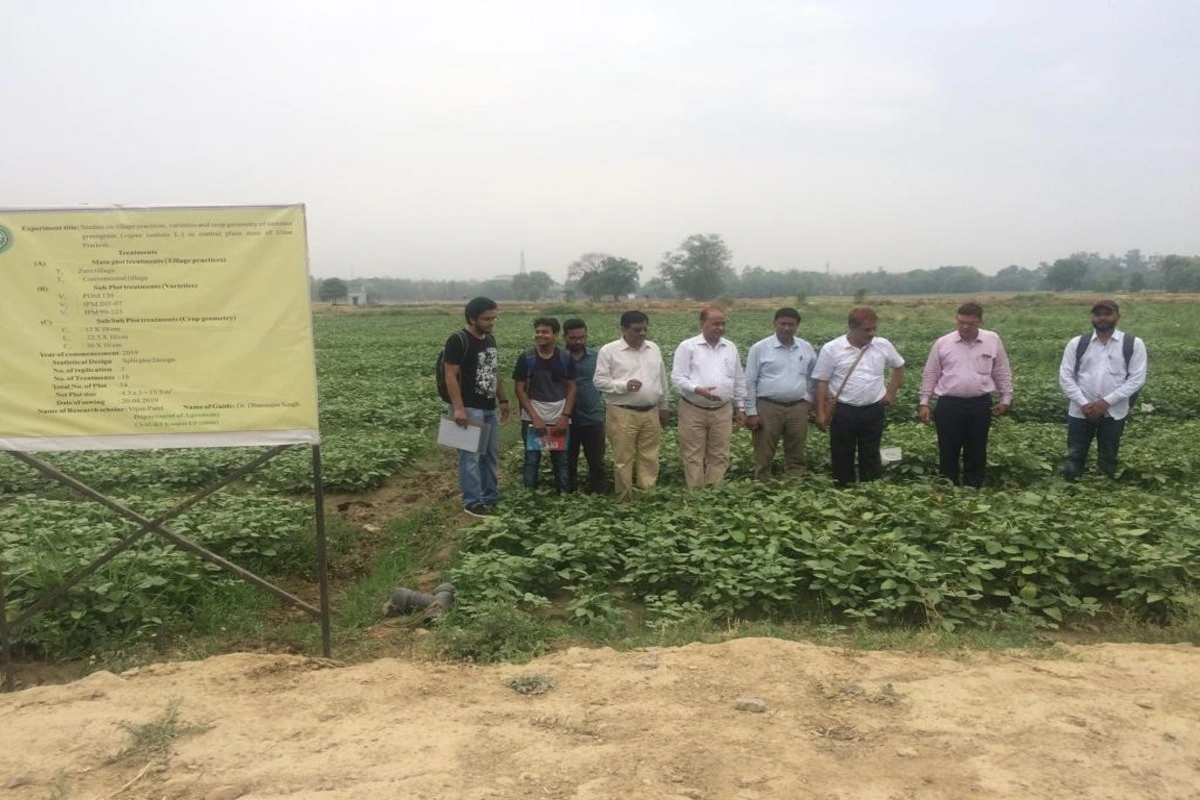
[441, 328, 470, 364]
[523, 347, 572, 374]
[1072, 334, 1091, 380]
[1122, 333, 1135, 373]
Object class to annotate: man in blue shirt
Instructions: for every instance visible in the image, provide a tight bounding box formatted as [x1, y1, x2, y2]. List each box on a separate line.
[743, 307, 817, 481]
[563, 318, 607, 493]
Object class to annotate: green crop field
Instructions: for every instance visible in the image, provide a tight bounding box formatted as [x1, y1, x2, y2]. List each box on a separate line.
[3, 295, 1199, 661]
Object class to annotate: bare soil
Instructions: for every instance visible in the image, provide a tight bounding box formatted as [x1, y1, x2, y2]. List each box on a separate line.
[2, 638, 1197, 800]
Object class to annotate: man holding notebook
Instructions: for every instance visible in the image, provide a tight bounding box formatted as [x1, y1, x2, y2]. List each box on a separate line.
[442, 296, 510, 518]
[513, 317, 577, 494]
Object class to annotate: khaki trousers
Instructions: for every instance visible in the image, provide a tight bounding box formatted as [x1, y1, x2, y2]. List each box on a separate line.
[678, 400, 733, 487]
[751, 399, 810, 482]
[606, 405, 662, 501]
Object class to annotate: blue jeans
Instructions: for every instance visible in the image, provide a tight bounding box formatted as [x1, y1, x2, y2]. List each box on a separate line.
[1063, 415, 1126, 481]
[456, 406, 501, 507]
[521, 421, 569, 493]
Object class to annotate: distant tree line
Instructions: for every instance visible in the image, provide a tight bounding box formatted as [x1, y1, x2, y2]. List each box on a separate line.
[312, 239, 1200, 303]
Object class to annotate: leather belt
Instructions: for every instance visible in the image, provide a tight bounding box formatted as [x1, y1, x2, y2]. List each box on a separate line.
[615, 404, 656, 412]
[680, 396, 728, 411]
[758, 397, 807, 407]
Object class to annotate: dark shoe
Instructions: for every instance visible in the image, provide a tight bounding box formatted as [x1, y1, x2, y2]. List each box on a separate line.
[464, 504, 491, 518]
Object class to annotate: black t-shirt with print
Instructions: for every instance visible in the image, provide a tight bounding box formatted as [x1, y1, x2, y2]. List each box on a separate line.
[443, 330, 498, 410]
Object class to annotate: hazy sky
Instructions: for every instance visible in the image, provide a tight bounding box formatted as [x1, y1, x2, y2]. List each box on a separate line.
[4, 1, 1198, 281]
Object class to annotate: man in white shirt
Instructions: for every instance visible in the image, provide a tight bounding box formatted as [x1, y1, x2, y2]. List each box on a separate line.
[593, 310, 670, 501]
[671, 306, 746, 487]
[812, 307, 906, 485]
[1058, 299, 1148, 481]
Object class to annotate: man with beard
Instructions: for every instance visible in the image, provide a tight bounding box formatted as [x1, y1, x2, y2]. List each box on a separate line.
[442, 296, 510, 517]
[1058, 299, 1148, 481]
[563, 318, 607, 493]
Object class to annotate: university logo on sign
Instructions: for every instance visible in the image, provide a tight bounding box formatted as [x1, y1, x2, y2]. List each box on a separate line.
[0, 225, 13, 254]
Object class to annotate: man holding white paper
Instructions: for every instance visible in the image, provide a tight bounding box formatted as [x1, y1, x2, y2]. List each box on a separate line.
[442, 297, 510, 518]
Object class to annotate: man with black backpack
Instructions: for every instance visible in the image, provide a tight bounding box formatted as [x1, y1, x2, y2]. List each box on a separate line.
[513, 317, 577, 493]
[1058, 299, 1148, 482]
[440, 297, 510, 517]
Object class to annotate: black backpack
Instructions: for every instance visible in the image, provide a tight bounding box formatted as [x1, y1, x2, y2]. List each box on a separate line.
[1073, 333, 1141, 410]
[436, 329, 470, 403]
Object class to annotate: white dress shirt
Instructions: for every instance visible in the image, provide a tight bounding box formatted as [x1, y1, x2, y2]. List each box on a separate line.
[593, 338, 670, 409]
[1058, 330, 1147, 421]
[812, 335, 905, 407]
[670, 334, 746, 410]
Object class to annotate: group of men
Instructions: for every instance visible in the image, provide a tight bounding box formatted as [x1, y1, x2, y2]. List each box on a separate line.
[441, 296, 1147, 515]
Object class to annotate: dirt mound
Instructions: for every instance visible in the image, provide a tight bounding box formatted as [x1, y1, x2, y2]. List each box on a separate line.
[2, 639, 1197, 799]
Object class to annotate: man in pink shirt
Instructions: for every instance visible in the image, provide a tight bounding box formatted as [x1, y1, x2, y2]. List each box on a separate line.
[918, 302, 1013, 488]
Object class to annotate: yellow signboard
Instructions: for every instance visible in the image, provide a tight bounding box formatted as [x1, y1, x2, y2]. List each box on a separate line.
[0, 205, 320, 451]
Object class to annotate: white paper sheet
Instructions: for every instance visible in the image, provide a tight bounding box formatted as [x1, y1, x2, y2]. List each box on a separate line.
[438, 416, 483, 452]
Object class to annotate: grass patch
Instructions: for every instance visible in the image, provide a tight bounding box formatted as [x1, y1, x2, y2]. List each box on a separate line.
[1078, 592, 1200, 646]
[433, 603, 557, 664]
[336, 507, 443, 633]
[109, 698, 213, 764]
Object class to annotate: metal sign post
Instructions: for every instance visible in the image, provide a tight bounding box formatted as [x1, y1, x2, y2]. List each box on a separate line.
[0, 444, 332, 691]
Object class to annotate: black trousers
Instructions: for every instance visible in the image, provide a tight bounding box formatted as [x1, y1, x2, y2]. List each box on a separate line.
[1063, 416, 1126, 481]
[933, 394, 992, 488]
[830, 402, 885, 485]
[568, 422, 607, 493]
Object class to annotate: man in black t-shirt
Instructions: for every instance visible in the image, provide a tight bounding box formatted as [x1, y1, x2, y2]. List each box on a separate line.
[443, 297, 510, 517]
[513, 317, 577, 493]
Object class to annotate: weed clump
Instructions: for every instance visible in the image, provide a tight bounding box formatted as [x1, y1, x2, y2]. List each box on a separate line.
[109, 698, 214, 764]
[433, 603, 553, 664]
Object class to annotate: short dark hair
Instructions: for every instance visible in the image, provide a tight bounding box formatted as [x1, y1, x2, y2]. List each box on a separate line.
[957, 302, 983, 318]
[698, 305, 724, 323]
[848, 306, 878, 329]
[563, 318, 587, 334]
[620, 310, 649, 328]
[464, 296, 497, 324]
[532, 316, 560, 334]
[774, 307, 801, 322]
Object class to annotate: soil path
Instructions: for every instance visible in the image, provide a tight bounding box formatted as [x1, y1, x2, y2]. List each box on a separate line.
[2, 639, 1197, 800]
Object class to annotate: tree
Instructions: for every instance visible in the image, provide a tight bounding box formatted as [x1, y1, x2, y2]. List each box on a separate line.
[511, 270, 556, 301]
[578, 256, 642, 301]
[640, 277, 675, 300]
[1162, 255, 1200, 293]
[992, 265, 1038, 292]
[659, 234, 734, 300]
[1044, 258, 1088, 291]
[318, 277, 348, 304]
[566, 252, 610, 286]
